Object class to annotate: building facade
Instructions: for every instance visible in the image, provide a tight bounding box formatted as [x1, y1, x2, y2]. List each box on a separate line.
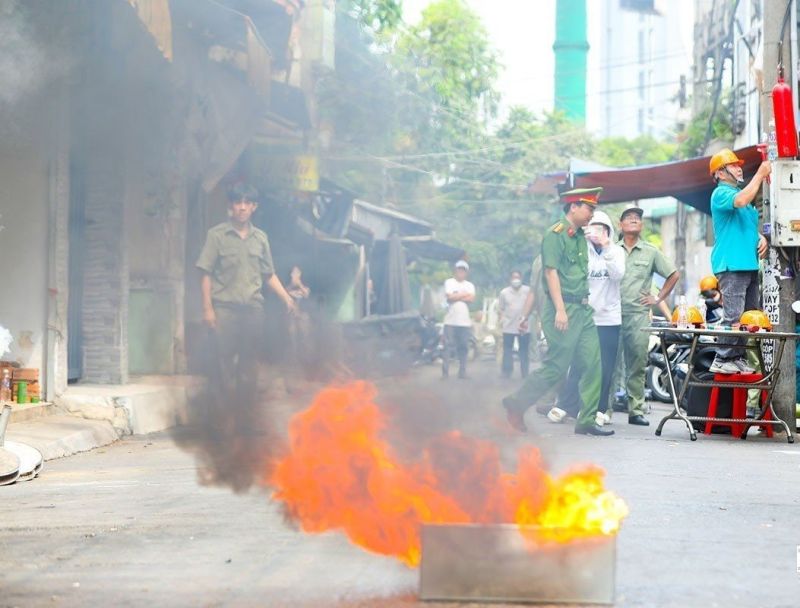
[591, 0, 692, 138]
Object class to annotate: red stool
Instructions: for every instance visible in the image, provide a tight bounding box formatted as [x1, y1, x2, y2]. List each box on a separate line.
[706, 373, 773, 438]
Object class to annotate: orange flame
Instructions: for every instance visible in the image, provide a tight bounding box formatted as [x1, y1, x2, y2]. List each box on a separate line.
[270, 381, 628, 567]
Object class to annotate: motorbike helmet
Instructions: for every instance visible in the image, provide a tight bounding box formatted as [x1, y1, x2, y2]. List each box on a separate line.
[739, 309, 772, 331]
[699, 275, 718, 292]
[671, 306, 704, 326]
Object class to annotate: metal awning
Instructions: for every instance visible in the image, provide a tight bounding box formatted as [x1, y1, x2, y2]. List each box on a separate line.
[532, 145, 764, 215]
[401, 236, 465, 262]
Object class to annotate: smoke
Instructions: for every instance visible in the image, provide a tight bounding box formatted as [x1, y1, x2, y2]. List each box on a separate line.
[173, 303, 354, 493]
[0, 1, 57, 107]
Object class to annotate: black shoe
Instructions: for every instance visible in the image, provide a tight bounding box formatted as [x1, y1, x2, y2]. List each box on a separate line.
[628, 414, 650, 426]
[535, 402, 554, 416]
[574, 423, 615, 436]
[502, 397, 527, 432]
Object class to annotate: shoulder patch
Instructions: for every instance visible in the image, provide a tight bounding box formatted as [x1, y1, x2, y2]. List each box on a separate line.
[550, 222, 564, 233]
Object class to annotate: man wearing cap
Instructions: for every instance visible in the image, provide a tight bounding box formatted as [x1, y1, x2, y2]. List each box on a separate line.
[196, 183, 297, 397]
[442, 260, 476, 379]
[707, 149, 771, 374]
[498, 270, 532, 378]
[549, 209, 625, 425]
[502, 187, 614, 436]
[617, 205, 679, 425]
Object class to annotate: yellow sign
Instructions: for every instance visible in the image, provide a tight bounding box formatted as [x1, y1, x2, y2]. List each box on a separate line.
[294, 156, 319, 192]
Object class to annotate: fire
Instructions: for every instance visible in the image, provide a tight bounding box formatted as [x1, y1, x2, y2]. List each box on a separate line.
[269, 381, 628, 567]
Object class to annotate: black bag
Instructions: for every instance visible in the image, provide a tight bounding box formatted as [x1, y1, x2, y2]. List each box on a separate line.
[680, 369, 733, 434]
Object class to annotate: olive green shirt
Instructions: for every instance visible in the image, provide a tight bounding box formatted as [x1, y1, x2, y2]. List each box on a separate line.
[619, 237, 676, 314]
[196, 222, 275, 307]
[540, 217, 590, 299]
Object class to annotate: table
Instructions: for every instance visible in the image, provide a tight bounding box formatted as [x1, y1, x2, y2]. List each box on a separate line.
[645, 326, 796, 443]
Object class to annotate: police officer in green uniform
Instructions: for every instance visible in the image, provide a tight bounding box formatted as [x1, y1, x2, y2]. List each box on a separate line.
[616, 205, 679, 425]
[503, 188, 614, 436]
[196, 184, 296, 398]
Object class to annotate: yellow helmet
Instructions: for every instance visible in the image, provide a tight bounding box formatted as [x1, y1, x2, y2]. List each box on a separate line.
[740, 310, 772, 331]
[699, 275, 718, 292]
[672, 306, 704, 326]
[709, 148, 744, 176]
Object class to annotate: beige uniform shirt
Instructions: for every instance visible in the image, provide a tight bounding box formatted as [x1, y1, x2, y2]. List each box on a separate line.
[619, 238, 676, 315]
[196, 222, 275, 307]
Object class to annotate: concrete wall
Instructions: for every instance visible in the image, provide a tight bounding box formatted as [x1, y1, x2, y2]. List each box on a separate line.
[0, 146, 49, 373]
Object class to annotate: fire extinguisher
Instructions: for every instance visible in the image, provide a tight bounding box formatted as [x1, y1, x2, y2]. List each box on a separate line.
[772, 67, 799, 158]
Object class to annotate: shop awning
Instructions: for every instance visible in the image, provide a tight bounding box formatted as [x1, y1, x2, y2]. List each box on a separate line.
[401, 236, 465, 262]
[532, 145, 764, 215]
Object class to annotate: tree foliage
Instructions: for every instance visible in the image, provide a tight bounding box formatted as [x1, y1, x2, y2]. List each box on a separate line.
[322, 0, 684, 292]
[342, 0, 404, 34]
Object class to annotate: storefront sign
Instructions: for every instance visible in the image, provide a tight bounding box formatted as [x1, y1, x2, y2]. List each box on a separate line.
[761, 247, 781, 370]
[294, 155, 319, 192]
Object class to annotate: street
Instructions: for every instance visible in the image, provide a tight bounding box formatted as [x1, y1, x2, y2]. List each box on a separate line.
[2, 359, 800, 608]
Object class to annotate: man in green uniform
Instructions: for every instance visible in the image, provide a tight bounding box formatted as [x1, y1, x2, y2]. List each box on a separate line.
[616, 205, 679, 425]
[196, 183, 296, 398]
[503, 188, 614, 436]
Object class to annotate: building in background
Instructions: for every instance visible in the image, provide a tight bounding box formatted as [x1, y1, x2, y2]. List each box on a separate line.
[592, 0, 691, 138]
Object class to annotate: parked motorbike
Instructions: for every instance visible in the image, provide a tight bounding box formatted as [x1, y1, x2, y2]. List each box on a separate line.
[645, 328, 717, 403]
[413, 316, 478, 366]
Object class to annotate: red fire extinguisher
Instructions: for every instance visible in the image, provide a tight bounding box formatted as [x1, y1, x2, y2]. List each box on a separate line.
[772, 70, 799, 158]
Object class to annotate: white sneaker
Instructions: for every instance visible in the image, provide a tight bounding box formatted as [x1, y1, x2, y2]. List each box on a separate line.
[596, 411, 612, 426]
[547, 407, 567, 423]
[734, 359, 756, 374]
[709, 359, 740, 374]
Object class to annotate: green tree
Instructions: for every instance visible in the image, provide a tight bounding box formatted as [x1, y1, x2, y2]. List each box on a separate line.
[342, 0, 404, 34]
[675, 96, 734, 158]
[594, 135, 676, 167]
[393, 0, 500, 156]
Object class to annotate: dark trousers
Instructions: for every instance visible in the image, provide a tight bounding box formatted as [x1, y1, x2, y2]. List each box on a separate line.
[502, 332, 531, 378]
[213, 303, 264, 399]
[558, 325, 620, 417]
[443, 325, 471, 377]
[716, 271, 760, 360]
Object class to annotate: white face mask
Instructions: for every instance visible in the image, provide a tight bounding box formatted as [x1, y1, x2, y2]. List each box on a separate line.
[511, 279, 522, 289]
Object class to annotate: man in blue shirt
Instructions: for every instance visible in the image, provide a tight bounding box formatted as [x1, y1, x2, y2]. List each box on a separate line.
[708, 149, 771, 374]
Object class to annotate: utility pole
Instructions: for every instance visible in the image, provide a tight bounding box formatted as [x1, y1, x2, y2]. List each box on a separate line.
[674, 203, 687, 297]
[761, 0, 797, 433]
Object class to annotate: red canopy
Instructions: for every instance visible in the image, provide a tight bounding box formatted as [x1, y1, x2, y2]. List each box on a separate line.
[535, 146, 764, 215]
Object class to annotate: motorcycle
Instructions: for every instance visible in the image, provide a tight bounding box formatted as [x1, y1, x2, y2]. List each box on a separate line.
[413, 316, 479, 366]
[645, 326, 718, 403]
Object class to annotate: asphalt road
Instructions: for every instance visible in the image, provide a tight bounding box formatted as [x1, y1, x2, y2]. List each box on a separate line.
[2, 358, 800, 607]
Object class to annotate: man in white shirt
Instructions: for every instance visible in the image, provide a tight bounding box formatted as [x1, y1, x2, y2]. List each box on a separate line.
[498, 270, 531, 378]
[442, 260, 476, 379]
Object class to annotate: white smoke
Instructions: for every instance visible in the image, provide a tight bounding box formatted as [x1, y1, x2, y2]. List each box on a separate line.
[0, 1, 51, 106]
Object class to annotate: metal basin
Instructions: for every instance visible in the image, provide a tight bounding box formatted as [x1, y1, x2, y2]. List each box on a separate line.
[420, 523, 616, 605]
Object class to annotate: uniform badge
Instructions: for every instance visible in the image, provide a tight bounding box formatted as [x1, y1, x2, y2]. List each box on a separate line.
[551, 223, 564, 233]
[567, 227, 575, 237]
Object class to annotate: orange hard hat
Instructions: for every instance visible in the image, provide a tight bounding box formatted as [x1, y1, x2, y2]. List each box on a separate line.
[740, 309, 772, 330]
[709, 148, 744, 176]
[699, 275, 718, 291]
[672, 306, 704, 326]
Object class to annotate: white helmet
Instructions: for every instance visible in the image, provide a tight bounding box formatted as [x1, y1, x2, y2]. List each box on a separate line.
[589, 209, 614, 236]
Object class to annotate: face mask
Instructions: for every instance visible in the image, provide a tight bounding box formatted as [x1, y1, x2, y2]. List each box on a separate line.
[725, 167, 745, 189]
[511, 279, 522, 289]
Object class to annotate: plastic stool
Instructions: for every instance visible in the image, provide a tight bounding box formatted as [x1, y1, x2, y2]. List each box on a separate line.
[706, 373, 773, 438]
